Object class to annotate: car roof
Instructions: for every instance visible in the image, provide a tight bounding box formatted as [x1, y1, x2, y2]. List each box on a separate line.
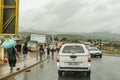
[59, 43, 89, 54]
[88, 47, 99, 49]
[61, 43, 86, 48]
[63, 43, 85, 46]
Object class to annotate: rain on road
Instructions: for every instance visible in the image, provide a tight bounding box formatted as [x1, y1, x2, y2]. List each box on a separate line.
[7, 55, 120, 80]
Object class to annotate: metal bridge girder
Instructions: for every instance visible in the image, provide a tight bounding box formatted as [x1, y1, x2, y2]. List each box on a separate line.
[0, 0, 19, 35]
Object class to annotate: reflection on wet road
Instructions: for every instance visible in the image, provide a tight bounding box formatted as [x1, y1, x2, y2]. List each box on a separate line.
[7, 55, 120, 80]
[58, 72, 90, 80]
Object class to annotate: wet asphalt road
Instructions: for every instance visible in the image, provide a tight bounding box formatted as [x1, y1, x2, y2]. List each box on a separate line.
[7, 55, 120, 80]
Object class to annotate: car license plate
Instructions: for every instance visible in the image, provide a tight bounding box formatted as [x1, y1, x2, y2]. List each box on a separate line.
[96, 53, 100, 55]
[68, 62, 79, 65]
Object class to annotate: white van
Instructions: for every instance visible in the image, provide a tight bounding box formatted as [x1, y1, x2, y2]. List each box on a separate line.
[56, 43, 91, 76]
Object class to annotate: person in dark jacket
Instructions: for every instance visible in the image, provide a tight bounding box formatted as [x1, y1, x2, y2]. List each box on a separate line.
[47, 45, 50, 58]
[22, 42, 30, 67]
[7, 47, 19, 71]
[39, 45, 45, 60]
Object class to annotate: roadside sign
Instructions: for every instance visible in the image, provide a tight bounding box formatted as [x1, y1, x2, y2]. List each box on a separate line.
[31, 34, 46, 43]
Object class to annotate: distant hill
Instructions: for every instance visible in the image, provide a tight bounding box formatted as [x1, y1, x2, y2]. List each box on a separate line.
[55, 32, 120, 41]
[55, 34, 85, 40]
[19, 31, 120, 41]
[81, 31, 120, 41]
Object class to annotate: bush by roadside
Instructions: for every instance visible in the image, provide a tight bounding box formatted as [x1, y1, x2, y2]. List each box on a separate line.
[103, 51, 120, 54]
[102, 50, 120, 57]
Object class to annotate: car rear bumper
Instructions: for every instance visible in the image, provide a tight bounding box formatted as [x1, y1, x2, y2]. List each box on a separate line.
[57, 66, 91, 71]
[57, 63, 91, 72]
[90, 53, 102, 56]
[58, 68, 91, 72]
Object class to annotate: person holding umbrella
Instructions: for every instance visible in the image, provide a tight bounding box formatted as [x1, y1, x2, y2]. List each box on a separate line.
[7, 47, 19, 71]
[1, 39, 19, 71]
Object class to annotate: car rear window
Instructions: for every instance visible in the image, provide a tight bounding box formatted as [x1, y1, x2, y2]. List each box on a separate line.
[88, 48, 99, 51]
[62, 45, 84, 53]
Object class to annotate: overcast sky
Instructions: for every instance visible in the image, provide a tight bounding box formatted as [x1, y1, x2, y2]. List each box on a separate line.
[19, 0, 120, 33]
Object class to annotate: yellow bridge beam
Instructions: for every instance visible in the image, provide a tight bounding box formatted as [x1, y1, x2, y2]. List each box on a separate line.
[4, 5, 16, 9]
[0, 0, 3, 34]
[2, 12, 16, 32]
[15, 0, 19, 35]
[0, 0, 19, 35]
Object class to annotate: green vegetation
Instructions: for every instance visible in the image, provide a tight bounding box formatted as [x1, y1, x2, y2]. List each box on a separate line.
[87, 39, 92, 43]
[26, 35, 30, 41]
[54, 36, 59, 41]
[103, 51, 120, 55]
[60, 37, 67, 41]
[71, 39, 78, 43]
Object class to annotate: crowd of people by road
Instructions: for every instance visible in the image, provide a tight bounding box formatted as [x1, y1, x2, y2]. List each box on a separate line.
[4, 41, 56, 72]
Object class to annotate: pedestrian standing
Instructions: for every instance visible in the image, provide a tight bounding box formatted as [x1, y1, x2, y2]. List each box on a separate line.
[51, 47, 55, 57]
[47, 45, 50, 58]
[7, 47, 19, 71]
[22, 42, 30, 67]
[39, 45, 45, 60]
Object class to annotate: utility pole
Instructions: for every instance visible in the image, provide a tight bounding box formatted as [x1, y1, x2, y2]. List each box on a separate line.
[52, 35, 54, 44]
[97, 39, 102, 50]
[99, 39, 102, 50]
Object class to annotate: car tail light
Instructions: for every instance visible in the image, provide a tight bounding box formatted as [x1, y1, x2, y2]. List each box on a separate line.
[56, 55, 60, 62]
[71, 46, 76, 49]
[88, 55, 91, 62]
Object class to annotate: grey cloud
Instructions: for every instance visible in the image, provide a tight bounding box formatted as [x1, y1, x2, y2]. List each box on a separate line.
[20, 0, 120, 33]
[46, 0, 82, 20]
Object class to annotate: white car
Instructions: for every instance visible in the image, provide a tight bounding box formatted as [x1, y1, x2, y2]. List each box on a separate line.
[56, 43, 91, 76]
[88, 47, 102, 58]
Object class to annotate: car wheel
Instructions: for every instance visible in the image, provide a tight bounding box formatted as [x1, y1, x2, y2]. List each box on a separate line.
[86, 71, 91, 77]
[100, 55, 102, 58]
[58, 71, 62, 76]
[91, 55, 94, 58]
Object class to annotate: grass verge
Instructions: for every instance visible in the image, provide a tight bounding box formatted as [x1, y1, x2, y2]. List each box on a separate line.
[103, 51, 120, 55]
